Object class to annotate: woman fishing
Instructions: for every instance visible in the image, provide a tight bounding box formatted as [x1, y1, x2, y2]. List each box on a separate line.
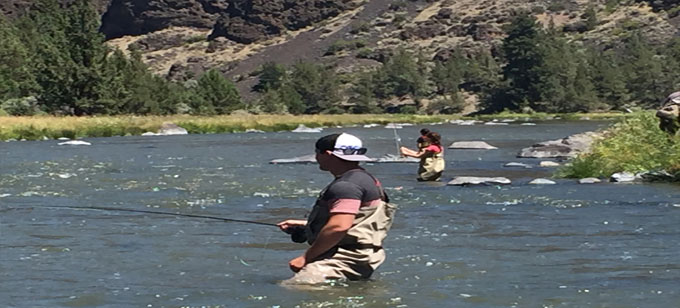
[400, 131, 445, 181]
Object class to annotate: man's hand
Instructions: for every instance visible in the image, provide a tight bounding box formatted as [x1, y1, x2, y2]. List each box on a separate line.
[277, 219, 307, 233]
[289, 255, 306, 272]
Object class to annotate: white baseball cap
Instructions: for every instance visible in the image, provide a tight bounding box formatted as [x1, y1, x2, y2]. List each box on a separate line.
[315, 133, 373, 162]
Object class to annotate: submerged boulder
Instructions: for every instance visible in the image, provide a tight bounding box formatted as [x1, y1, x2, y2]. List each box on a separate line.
[504, 162, 532, 168]
[528, 178, 556, 185]
[375, 154, 419, 163]
[449, 141, 497, 149]
[447, 176, 511, 186]
[579, 177, 601, 184]
[270, 154, 317, 164]
[291, 124, 323, 133]
[57, 140, 91, 146]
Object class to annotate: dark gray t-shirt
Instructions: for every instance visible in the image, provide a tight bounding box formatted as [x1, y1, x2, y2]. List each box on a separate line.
[322, 169, 381, 204]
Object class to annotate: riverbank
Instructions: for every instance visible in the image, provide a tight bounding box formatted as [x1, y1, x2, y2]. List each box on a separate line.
[558, 112, 680, 181]
[0, 112, 628, 141]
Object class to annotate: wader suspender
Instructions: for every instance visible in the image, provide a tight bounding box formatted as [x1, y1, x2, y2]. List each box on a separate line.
[337, 169, 389, 252]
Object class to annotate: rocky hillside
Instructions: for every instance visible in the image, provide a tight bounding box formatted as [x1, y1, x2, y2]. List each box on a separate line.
[3, 0, 679, 98]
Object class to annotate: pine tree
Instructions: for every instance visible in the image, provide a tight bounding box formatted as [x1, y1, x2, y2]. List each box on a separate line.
[501, 13, 545, 110]
[381, 48, 427, 98]
[351, 72, 381, 114]
[197, 69, 242, 114]
[583, 5, 598, 31]
[253, 62, 286, 92]
[431, 51, 465, 96]
[0, 17, 38, 102]
[63, 0, 108, 114]
[622, 32, 665, 107]
[289, 61, 340, 114]
[590, 50, 630, 110]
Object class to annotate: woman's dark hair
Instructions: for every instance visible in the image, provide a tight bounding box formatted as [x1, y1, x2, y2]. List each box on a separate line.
[420, 128, 430, 136]
[426, 132, 441, 145]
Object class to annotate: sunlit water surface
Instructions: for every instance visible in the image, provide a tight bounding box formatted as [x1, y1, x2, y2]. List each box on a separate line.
[1, 120, 679, 307]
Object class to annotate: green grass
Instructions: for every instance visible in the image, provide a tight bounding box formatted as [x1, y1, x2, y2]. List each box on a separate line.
[471, 111, 628, 121]
[0, 112, 631, 141]
[557, 112, 680, 179]
[0, 114, 465, 141]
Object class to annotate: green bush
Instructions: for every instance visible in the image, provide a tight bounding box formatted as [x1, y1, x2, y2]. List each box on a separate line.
[558, 112, 680, 178]
[1, 96, 39, 115]
[399, 105, 418, 114]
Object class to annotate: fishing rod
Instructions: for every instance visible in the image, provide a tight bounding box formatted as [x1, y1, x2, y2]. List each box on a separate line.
[31, 205, 278, 227]
[392, 124, 402, 155]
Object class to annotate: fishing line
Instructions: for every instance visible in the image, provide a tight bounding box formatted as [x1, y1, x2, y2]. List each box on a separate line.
[21, 205, 278, 227]
[392, 124, 402, 155]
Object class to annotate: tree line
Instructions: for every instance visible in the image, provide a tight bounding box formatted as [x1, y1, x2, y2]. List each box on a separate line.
[1, 0, 679, 116]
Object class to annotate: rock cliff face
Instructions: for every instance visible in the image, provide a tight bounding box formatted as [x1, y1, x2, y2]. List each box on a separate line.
[100, 0, 229, 39]
[207, 0, 356, 43]
[1, 0, 110, 17]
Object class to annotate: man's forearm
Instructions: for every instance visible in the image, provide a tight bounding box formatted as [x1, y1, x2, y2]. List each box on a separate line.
[303, 214, 354, 261]
[304, 227, 347, 261]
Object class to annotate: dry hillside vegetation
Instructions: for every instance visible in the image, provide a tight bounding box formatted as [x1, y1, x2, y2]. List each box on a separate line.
[95, 0, 677, 93]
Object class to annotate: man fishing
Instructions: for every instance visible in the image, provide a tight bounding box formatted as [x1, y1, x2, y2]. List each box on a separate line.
[277, 133, 396, 284]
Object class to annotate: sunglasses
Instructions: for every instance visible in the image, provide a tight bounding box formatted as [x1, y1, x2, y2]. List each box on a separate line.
[316, 148, 367, 155]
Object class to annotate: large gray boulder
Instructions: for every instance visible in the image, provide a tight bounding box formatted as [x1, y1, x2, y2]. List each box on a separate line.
[518, 132, 601, 158]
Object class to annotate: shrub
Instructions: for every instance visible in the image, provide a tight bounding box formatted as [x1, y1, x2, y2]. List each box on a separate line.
[399, 105, 418, 114]
[1, 96, 39, 115]
[558, 112, 680, 178]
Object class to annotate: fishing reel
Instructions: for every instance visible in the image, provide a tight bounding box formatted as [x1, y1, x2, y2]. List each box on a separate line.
[285, 226, 308, 243]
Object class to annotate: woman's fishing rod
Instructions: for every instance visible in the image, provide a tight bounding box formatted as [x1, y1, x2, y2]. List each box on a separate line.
[392, 124, 402, 155]
[34, 205, 278, 227]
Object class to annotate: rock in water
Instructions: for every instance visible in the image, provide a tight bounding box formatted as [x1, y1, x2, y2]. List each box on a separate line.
[449, 141, 497, 150]
[291, 124, 322, 133]
[376, 154, 419, 163]
[448, 176, 511, 186]
[270, 154, 317, 164]
[539, 161, 560, 167]
[518, 132, 601, 158]
[158, 122, 188, 135]
[579, 178, 601, 184]
[528, 178, 556, 185]
[610, 172, 637, 183]
[57, 140, 91, 146]
[504, 162, 532, 168]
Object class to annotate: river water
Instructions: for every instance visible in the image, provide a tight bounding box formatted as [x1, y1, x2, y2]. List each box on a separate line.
[1, 120, 679, 307]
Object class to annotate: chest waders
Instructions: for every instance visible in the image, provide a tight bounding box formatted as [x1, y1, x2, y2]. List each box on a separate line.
[418, 150, 445, 181]
[287, 176, 396, 283]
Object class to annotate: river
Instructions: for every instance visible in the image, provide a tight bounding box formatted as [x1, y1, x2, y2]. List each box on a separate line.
[1, 120, 679, 307]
